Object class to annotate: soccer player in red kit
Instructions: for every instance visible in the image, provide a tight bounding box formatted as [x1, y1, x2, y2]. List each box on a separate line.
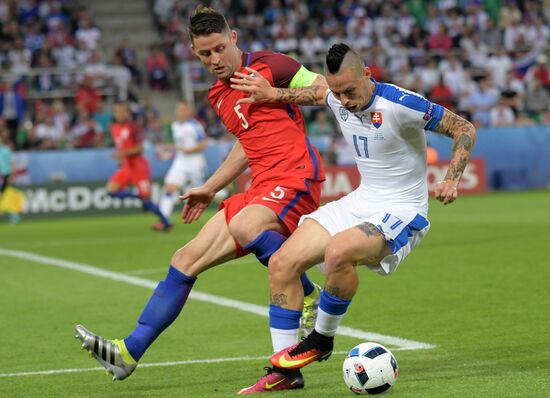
[107, 102, 171, 229]
[75, 5, 326, 393]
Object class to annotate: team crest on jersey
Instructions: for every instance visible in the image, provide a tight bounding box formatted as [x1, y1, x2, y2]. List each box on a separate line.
[371, 112, 383, 128]
[339, 106, 349, 121]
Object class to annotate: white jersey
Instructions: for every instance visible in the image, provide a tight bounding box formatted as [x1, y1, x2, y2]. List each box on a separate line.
[326, 81, 444, 213]
[171, 118, 207, 167]
[164, 118, 207, 188]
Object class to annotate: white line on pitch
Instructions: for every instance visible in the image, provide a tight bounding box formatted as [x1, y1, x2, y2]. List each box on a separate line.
[1, 349, 415, 378]
[0, 248, 436, 352]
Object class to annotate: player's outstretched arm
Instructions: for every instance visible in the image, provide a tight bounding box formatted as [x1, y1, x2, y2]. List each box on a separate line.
[179, 141, 248, 223]
[230, 67, 327, 106]
[433, 108, 477, 205]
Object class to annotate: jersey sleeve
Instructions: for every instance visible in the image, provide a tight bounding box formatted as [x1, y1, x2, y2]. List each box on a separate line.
[262, 53, 302, 88]
[393, 93, 444, 132]
[131, 122, 144, 143]
[192, 120, 206, 141]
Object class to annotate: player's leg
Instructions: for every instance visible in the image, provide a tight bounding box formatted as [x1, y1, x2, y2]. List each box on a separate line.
[131, 161, 172, 229]
[106, 167, 137, 199]
[76, 210, 237, 379]
[228, 202, 321, 311]
[267, 219, 330, 351]
[271, 223, 391, 371]
[156, 159, 185, 230]
[238, 220, 330, 395]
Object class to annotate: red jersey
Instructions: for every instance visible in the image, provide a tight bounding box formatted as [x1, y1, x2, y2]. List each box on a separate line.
[111, 121, 144, 168]
[208, 51, 325, 186]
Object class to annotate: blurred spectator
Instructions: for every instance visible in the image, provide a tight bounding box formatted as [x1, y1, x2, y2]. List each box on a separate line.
[35, 110, 65, 149]
[0, 80, 25, 144]
[116, 38, 142, 85]
[463, 75, 500, 127]
[430, 76, 455, 110]
[201, 105, 227, 140]
[70, 105, 103, 148]
[75, 12, 101, 51]
[51, 99, 70, 136]
[524, 79, 549, 123]
[84, 51, 109, 87]
[489, 96, 516, 127]
[146, 44, 169, 90]
[428, 24, 453, 54]
[75, 74, 102, 115]
[8, 36, 32, 76]
[416, 56, 440, 94]
[141, 108, 163, 145]
[486, 47, 513, 90]
[33, 51, 56, 92]
[16, 119, 41, 150]
[299, 28, 325, 60]
[308, 110, 335, 137]
[439, 52, 464, 96]
[524, 54, 550, 91]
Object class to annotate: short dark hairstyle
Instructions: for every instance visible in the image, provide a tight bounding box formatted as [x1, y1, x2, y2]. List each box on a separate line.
[188, 5, 230, 42]
[326, 43, 352, 74]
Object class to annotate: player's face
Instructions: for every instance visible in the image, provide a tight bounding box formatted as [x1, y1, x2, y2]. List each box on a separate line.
[192, 31, 241, 82]
[327, 67, 373, 113]
[113, 104, 128, 122]
[175, 103, 191, 121]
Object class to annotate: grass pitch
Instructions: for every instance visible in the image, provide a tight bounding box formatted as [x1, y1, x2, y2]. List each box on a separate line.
[1, 190, 549, 397]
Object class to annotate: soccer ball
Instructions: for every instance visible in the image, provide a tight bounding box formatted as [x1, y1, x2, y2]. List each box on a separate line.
[342, 342, 398, 395]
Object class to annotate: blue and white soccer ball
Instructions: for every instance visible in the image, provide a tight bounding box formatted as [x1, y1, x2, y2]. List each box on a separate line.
[342, 342, 398, 395]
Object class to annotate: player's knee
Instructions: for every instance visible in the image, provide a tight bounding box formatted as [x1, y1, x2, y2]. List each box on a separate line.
[268, 250, 301, 286]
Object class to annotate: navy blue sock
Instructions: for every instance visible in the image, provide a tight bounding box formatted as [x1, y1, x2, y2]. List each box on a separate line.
[143, 200, 172, 227]
[124, 266, 196, 361]
[244, 230, 315, 296]
[108, 190, 140, 200]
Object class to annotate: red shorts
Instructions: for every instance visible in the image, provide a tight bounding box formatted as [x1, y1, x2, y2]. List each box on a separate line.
[109, 158, 151, 198]
[219, 178, 322, 257]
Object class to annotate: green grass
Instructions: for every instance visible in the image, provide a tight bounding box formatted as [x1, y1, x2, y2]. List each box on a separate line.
[1, 190, 549, 397]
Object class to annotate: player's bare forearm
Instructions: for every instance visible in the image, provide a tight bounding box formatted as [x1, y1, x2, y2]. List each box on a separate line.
[203, 141, 248, 192]
[435, 109, 476, 182]
[273, 84, 327, 106]
[433, 108, 476, 204]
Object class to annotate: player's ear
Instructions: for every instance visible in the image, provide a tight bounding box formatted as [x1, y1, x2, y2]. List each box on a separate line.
[363, 66, 371, 78]
[230, 30, 238, 45]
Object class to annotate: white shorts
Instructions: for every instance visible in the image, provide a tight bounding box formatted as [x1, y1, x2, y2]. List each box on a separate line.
[164, 156, 206, 188]
[301, 193, 430, 276]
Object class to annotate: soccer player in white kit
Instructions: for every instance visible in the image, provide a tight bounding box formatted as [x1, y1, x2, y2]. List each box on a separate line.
[153, 100, 208, 232]
[232, 43, 476, 392]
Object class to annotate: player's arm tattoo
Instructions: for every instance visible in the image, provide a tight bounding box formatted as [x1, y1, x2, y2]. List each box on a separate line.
[274, 85, 326, 106]
[358, 222, 383, 237]
[270, 293, 288, 306]
[434, 108, 477, 182]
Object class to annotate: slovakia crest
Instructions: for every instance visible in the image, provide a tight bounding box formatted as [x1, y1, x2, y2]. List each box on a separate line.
[371, 112, 383, 128]
[339, 106, 349, 121]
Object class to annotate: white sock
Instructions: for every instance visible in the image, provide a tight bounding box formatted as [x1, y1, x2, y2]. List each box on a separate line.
[270, 327, 300, 352]
[314, 308, 344, 337]
[159, 192, 174, 218]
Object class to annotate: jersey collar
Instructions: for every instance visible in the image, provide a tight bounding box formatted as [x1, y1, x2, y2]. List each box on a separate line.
[359, 78, 380, 112]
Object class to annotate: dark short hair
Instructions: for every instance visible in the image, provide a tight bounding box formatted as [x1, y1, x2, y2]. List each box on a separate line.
[188, 5, 230, 42]
[326, 43, 352, 74]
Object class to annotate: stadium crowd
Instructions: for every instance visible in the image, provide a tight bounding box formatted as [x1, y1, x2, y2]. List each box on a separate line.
[1, 0, 550, 155]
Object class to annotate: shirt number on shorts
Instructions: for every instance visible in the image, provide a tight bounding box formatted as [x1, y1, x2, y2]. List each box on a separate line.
[234, 104, 249, 129]
[262, 186, 286, 203]
[352, 134, 369, 158]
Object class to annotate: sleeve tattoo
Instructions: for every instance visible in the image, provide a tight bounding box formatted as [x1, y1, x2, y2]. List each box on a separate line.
[434, 109, 477, 181]
[274, 85, 325, 106]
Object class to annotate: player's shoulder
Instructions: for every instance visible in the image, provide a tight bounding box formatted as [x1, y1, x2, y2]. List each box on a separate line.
[376, 82, 431, 112]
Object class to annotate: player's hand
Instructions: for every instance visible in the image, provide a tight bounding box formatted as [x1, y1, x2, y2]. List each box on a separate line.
[434, 180, 459, 205]
[179, 186, 216, 224]
[230, 67, 277, 105]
